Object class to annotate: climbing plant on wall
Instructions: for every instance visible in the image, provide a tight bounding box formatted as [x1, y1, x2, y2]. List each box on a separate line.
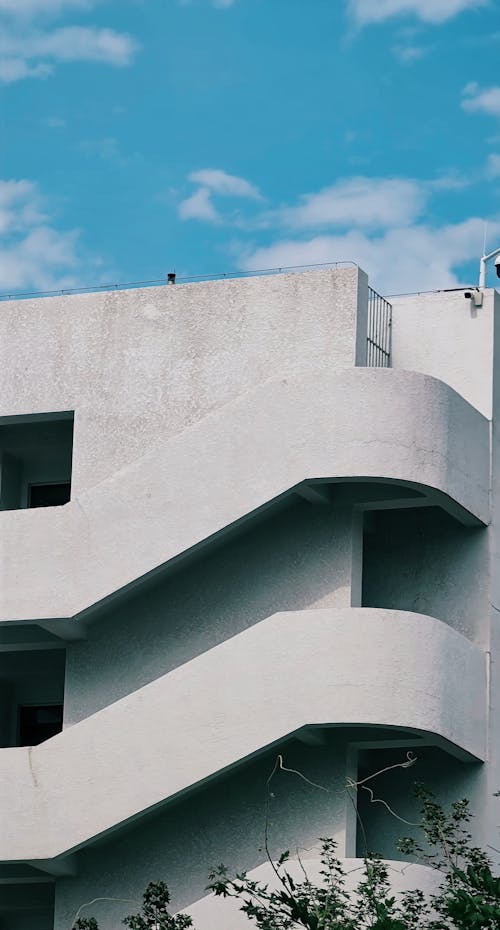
[73, 783, 500, 930]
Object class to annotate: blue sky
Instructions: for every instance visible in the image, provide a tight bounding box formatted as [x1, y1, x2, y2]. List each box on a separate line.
[1, 0, 500, 295]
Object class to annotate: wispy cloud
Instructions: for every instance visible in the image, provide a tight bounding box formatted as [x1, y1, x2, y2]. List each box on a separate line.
[179, 169, 263, 223]
[239, 217, 497, 294]
[188, 169, 262, 200]
[179, 0, 238, 7]
[0, 178, 84, 291]
[462, 82, 500, 117]
[0, 179, 46, 235]
[348, 0, 488, 25]
[42, 115, 66, 127]
[0, 1, 138, 82]
[266, 177, 427, 231]
[392, 43, 427, 62]
[0, 58, 53, 81]
[79, 136, 129, 164]
[486, 153, 500, 177]
[177, 167, 492, 292]
[0, 0, 94, 15]
[179, 188, 219, 223]
[0, 26, 137, 82]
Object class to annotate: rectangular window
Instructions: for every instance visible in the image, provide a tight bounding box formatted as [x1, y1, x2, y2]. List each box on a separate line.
[18, 704, 64, 747]
[0, 411, 74, 511]
[28, 482, 71, 509]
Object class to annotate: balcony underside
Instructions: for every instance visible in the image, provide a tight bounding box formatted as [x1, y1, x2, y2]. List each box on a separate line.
[0, 369, 490, 631]
[0, 607, 486, 863]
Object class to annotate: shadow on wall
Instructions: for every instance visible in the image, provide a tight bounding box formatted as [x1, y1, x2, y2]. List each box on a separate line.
[356, 745, 485, 860]
[64, 499, 489, 727]
[362, 507, 488, 644]
[64, 498, 353, 724]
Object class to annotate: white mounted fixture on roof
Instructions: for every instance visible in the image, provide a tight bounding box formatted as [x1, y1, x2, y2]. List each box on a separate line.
[479, 246, 500, 287]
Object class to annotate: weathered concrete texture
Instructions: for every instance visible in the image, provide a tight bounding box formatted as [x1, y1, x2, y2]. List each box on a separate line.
[391, 287, 496, 418]
[52, 739, 354, 930]
[356, 745, 489, 863]
[0, 275, 498, 930]
[0, 268, 366, 496]
[363, 507, 490, 645]
[51, 734, 453, 930]
[0, 369, 490, 624]
[63, 502, 362, 725]
[0, 608, 486, 861]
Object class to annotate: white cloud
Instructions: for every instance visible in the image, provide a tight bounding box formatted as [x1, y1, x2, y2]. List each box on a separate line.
[43, 115, 66, 127]
[486, 154, 500, 177]
[179, 0, 238, 7]
[0, 0, 138, 82]
[179, 188, 219, 223]
[188, 169, 262, 200]
[0, 27, 137, 81]
[0, 0, 93, 15]
[462, 83, 500, 117]
[0, 57, 53, 81]
[269, 177, 426, 231]
[0, 178, 84, 291]
[392, 43, 426, 62]
[0, 179, 46, 234]
[348, 0, 488, 24]
[239, 217, 496, 294]
[0, 226, 80, 291]
[179, 169, 262, 222]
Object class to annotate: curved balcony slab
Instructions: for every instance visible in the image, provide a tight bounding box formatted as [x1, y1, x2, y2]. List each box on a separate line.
[0, 608, 486, 862]
[0, 369, 490, 624]
[185, 858, 441, 930]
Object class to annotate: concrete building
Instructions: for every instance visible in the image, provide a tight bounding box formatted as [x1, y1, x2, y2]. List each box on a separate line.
[0, 265, 498, 929]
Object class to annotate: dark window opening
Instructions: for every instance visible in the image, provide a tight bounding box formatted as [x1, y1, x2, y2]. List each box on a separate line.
[29, 482, 71, 509]
[0, 411, 74, 511]
[18, 704, 63, 746]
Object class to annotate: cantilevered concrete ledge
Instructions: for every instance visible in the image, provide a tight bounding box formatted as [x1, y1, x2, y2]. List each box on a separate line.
[185, 858, 441, 930]
[0, 608, 486, 862]
[0, 369, 490, 625]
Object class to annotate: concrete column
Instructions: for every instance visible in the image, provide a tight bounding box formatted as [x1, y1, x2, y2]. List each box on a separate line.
[311, 507, 364, 610]
[0, 452, 22, 511]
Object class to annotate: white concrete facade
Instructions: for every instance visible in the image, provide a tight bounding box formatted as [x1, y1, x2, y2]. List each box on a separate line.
[0, 268, 498, 930]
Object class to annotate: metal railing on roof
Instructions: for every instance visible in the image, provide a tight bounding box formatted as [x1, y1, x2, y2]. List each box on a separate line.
[0, 261, 358, 302]
[367, 287, 392, 367]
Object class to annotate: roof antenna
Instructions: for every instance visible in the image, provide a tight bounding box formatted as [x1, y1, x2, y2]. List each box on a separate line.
[479, 231, 500, 287]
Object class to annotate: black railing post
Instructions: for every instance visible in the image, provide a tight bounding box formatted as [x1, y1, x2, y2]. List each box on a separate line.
[367, 287, 392, 368]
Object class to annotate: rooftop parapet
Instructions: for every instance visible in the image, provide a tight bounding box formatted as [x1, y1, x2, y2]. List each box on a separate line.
[0, 267, 368, 498]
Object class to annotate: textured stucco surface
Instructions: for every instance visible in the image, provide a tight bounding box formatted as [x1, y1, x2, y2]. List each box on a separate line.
[0, 608, 486, 861]
[363, 507, 489, 645]
[391, 288, 495, 417]
[356, 744, 488, 862]
[52, 739, 354, 930]
[63, 499, 486, 730]
[1, 277, 498, 928]
[0, 368, 490, 624]
[0, 269, 365, 496]
[63, 501, 363, 725]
